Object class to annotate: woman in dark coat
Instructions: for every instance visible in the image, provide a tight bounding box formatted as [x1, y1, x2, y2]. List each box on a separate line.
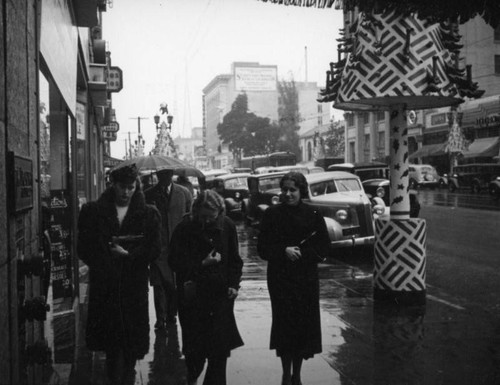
[77, 164, 161, 385]
[169, 189, 244, 385]
[257, 172, 330, 385]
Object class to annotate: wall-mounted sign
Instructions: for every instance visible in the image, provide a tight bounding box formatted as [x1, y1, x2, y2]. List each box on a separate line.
[107, 66, 123, 92]
[7, 152, 33, 213]
[76, 102, 86, 140]
[102, 130, 117, 141]
[102, 121, 119, 133]
[476, 114, 500, 127]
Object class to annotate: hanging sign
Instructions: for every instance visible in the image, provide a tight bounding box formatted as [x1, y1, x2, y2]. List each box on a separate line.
[107, 66, 123, 92]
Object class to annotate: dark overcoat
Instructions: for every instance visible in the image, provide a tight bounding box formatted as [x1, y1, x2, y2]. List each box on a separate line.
[145, 183, 192, 286]
[77, 188, 161, 358]
[169, 216, 244, 357]
[257, 202, 330, 359]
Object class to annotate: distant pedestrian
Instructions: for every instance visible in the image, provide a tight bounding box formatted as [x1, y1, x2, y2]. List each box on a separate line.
[145, 167, 192, 329]
[257, 172, 330, 385]
[169, 190, 244, 385]
[176, 174, 195, 197]
[77, 164, 161, 385]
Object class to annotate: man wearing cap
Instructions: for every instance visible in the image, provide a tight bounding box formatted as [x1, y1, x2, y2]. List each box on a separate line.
[77, 164, 161, 384]
[145, 167, 192, 329]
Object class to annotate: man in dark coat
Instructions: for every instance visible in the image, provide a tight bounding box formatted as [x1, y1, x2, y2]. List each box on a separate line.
[145, 167, 192, 329]
[77, 164, 161, 385]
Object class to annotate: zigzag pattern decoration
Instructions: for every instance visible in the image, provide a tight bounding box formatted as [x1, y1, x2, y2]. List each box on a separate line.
[373, 218, 427, 291]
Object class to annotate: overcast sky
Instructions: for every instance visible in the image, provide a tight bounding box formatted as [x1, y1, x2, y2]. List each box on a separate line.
[103, 0, 343, 159]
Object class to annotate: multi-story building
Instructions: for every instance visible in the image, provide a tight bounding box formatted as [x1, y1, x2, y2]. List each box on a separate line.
[202, 63, 330, 168]
[1, 1, 121, 383]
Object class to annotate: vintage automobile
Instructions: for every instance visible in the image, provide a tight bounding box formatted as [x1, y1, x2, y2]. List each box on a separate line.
[212, 172, 251, 215]
[200, 169, 230, 190]
[246, 172, 288, 226]
[327, 162, 420, 218]
[408, 164, 440, 189]
[448, 163, 500, 193]
[246, 171, 386, 250]
[303, 172, 385, 249]
[489, 176, 500, 199]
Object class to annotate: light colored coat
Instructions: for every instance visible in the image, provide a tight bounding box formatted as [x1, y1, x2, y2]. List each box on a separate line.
[145, 183, 192, 285]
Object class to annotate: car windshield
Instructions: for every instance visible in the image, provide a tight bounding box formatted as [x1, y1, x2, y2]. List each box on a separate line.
[356, 168, 388, 180]
[224, 177, 248, 190]
[310, 178, 362, 196]
[336, 178, 363, 192]
[310, 181, 337, 196]
[258, 176, 282, 192]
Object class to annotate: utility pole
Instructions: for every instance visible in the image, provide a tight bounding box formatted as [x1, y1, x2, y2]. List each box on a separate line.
[129, 116, 149, 157]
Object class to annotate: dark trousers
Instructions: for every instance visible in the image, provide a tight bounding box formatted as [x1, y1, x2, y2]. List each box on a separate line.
[153, 280, 177, 322]
[185, 353, 228, 385]
[105, 348, 136, 385]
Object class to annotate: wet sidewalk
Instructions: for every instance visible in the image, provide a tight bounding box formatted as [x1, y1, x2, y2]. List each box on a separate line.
[70, 259, 500, 385]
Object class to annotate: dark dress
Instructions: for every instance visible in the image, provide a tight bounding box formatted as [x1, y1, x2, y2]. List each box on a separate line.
[257, 202, 330, 359]
[169, 216, 244, 358]
[77, 188, 161, 358]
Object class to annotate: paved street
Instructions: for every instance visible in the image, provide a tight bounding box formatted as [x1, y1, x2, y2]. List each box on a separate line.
[71, 190, 500, 384]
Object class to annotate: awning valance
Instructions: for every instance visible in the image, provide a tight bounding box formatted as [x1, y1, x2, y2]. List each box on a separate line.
[409, 143, 447, 159]
[462, 137, 500, 158]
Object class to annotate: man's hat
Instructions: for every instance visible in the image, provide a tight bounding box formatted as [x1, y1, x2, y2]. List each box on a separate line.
[156, 166, 174, 175]
[110, 164, 139, 184]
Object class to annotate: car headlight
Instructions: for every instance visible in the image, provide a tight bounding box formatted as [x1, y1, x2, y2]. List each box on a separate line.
[271, 195, 280, 205]
[235, 192, 240, 199]
[373, 204, 385, 216]
[453, 174, 458, 178]
[376, 187, 385, 198]
[335, 209, 348, 221]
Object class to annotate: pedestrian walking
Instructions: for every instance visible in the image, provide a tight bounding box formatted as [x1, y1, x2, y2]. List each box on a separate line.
[169, 190, 244, 385]
[257, 171, 330, 385]
[145, 167, 192, 329]
[77, 164, 161, 385]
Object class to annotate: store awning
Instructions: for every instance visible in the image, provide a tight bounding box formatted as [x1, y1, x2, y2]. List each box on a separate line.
[409, 143, 447, 159]
[463, 137, 500, 158]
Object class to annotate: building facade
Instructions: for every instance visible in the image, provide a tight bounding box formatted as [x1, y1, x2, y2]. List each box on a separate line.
[1, 1, 120, 383]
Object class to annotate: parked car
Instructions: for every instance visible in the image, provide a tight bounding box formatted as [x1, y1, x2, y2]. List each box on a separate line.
[211, 173, 251, 215]
[489, 176, 500, 199]
[448, 163, 500, 193]
[246, 171, 386, 250]
[303, 172, 386, 249]
[254, 164, 310, 175]
[328, 162, 420, 218]
[200, 169, 230, 190]
[408, 164, 439, 189]
[246, 172, 287, 226]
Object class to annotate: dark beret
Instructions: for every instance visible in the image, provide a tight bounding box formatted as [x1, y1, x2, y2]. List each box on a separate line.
[110, 164, 139, 184]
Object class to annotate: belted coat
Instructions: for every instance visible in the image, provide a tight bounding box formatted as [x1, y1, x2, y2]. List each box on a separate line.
[77, 188, 161, 358]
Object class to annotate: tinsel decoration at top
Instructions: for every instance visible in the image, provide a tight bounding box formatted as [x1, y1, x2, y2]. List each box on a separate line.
[258, 0, 500, 28]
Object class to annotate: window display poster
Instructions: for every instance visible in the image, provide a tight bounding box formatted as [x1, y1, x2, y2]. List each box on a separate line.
[49, 190, 73, 300]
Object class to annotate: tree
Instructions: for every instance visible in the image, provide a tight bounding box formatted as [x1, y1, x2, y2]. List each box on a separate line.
[324, 120, 345, 158]
[217, 93, 278, 158]
[276, 79, 301, 158]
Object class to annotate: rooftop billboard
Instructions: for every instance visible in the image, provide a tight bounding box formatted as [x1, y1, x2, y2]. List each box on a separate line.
[234, 66, 277, 91]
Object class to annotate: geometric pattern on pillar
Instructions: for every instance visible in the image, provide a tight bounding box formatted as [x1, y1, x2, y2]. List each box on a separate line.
[374, 218, 427, 291]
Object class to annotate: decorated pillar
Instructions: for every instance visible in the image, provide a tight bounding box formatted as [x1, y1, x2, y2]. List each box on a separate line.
[314, 7, 483, 305]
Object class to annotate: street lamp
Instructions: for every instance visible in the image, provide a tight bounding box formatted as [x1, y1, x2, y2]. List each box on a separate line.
[154, 114, 160, 131]
[167, 114, 173, 131]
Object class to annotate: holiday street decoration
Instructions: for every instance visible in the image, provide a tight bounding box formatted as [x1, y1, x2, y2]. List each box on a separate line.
[258, 0, 498, 305]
